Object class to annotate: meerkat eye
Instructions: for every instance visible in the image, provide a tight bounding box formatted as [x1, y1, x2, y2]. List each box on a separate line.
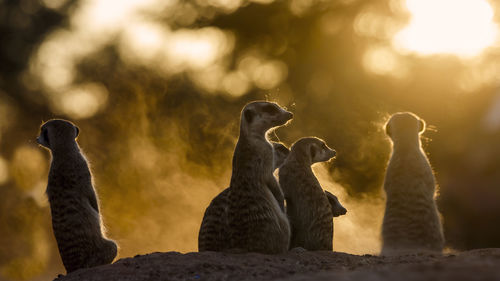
[262, 104, 279, 115]
[42, 128, 50, 145]
[75, 126, 80, 138]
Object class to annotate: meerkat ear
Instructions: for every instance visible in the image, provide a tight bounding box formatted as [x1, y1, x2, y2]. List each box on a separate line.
[418, 119, 426, 134]
[385, 122, 392, 137]
[75, 126, 80, 138]
[244, 108, 254, 124]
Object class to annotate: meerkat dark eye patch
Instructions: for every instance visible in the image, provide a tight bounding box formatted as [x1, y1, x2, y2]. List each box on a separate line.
[42, 128, 50, 146]
[262, 104, 279, 115]
[244, 109, 254, 123]
[75, 126, 80, 138]
[310, 145, 316, 160]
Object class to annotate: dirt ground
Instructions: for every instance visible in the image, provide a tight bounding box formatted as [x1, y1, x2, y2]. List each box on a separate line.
[54, 248, 500, 281]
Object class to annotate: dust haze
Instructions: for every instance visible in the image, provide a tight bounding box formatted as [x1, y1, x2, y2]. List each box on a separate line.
[314, 165, 385, 255]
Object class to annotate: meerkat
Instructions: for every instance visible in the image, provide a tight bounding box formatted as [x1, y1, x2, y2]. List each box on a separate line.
[223, 101, 293, 254]
[37, 119, 117, 273]
[198, 141, 290, 252]
[325, 190, 347, 217]
[279, 137, 343, 251]
[381, 112, 444, 255]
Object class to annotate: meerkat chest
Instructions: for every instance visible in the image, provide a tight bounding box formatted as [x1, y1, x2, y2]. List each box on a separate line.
[387, 152, 433, 181]
[281, 165, 322, 195]
[285, 176, 330, 215]
[385, 154, 436, 201]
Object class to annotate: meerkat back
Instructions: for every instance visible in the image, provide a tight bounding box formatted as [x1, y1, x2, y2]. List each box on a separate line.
[226, 101, 293, 254]
[37, 119, 117, 273]
[381, 113, 444, 255]
[198, 141, 290, 252]
[279, 137, 341, 251]
[198, 188, 230, 252]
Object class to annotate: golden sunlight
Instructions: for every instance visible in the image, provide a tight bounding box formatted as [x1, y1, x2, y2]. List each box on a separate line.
[0, 156, 9, 185]
[165, 28, 232, 70]
[362, 46, 408, 79]
[120, 22, 169, 64]
[32, 0, 234, 98]
[11, 146, 46, 192]
[393, 0, 498, 57]
[58, 83, 109, 119]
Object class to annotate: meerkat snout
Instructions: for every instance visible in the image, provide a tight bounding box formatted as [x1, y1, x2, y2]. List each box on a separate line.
[335, 205, 347, 216]
[267, 104, 293, 126]
[282, 111, 293, 122]
[311, 141, 336, 163]
[328, 149, 336, 159]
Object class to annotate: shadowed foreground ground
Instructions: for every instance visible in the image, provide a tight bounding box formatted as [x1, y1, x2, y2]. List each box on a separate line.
[56, 249, 500, 281]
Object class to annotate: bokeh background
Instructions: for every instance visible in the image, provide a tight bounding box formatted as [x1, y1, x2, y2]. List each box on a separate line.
[1, 0, 500, 279]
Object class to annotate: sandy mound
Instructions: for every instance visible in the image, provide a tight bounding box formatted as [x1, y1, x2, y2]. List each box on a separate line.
[55, 249, 500, 281]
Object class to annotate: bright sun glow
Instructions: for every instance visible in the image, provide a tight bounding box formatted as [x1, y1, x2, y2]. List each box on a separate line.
[393, 0, 498, 57]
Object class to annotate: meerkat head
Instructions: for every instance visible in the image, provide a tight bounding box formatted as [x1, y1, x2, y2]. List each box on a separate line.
[271, 142, 290, 170]
[290, 137, 336, 165]
[325, 190, 347, 217]
[240, 101, 293, 137]
[37, 119, 80, 150]
[385, 112, 425, 142]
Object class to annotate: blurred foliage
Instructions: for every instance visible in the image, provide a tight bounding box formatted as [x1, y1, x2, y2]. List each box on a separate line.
[1, 0, 500, 279]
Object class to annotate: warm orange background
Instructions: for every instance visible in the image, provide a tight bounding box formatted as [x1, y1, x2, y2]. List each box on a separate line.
[1, 0, 500, 280]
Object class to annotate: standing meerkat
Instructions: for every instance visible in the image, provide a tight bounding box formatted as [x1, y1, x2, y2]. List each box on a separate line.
[279, 137, 345, 251]
[381, 112, 444, 255]
[37, 119, 117, 273]
[226, 101, 293, 254]
[198, 141, 289, 252]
